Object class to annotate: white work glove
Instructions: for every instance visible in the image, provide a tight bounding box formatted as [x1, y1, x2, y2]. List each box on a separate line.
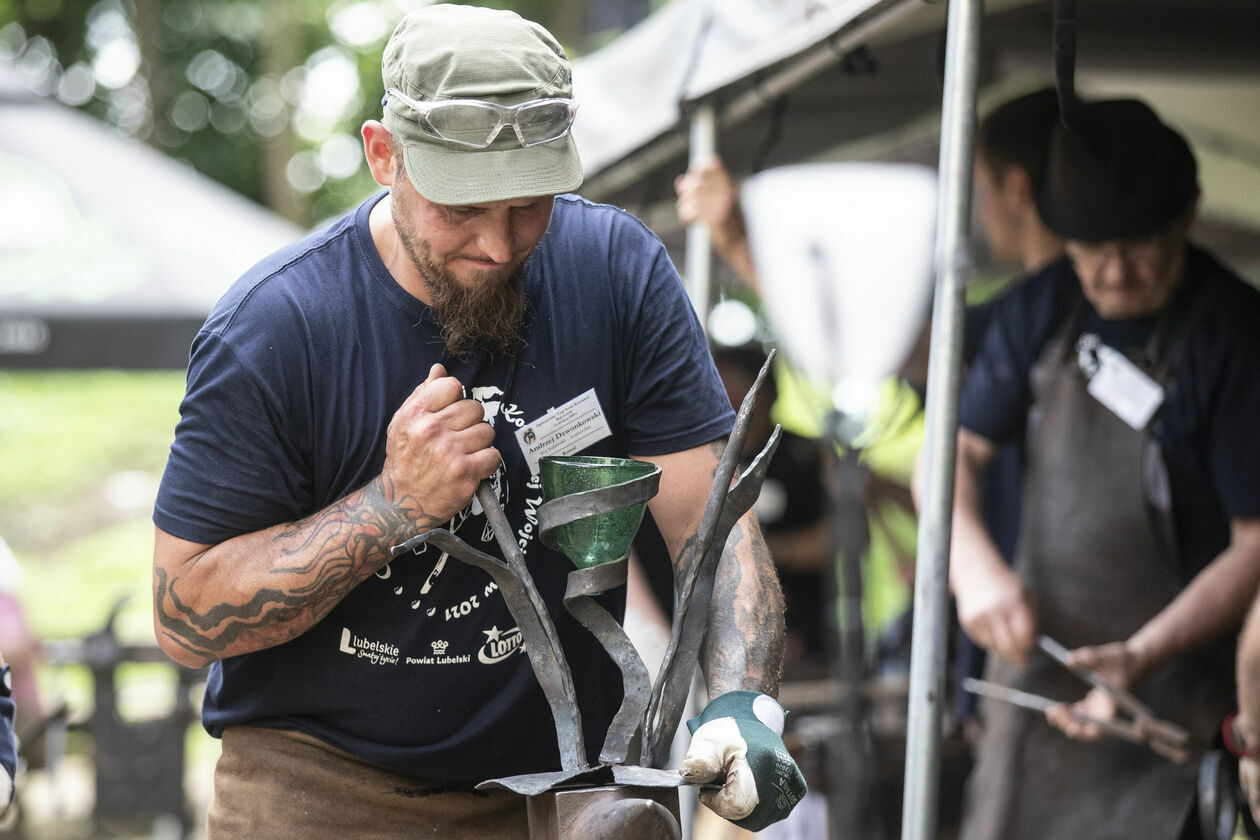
[680, 691, 807, 832]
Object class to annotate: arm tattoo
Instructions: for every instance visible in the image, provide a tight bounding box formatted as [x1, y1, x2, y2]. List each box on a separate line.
[155, 476, 445, 665]
[694, 437, 786, 696]
[701, 519, 786, 697]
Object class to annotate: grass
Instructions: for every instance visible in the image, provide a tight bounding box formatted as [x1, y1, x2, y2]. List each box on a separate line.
[0, 370, 185, 642]
[0, 370, 220, 835]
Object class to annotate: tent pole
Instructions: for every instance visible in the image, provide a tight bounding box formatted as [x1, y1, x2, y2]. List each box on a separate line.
[900, 0, 982, 837]
[684, 103, 716, 326]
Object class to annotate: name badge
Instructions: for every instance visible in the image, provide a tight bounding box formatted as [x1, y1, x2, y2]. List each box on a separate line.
[1086, 344, 1165, 430]
[515, 388, 612, 475]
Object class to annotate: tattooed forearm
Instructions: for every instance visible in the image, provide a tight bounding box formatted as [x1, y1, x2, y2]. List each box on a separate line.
[155, 475, 445, 665]
[701, 517, 786, 698]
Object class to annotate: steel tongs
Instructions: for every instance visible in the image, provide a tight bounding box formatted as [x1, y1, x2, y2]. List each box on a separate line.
[963, 634, 1192, 763]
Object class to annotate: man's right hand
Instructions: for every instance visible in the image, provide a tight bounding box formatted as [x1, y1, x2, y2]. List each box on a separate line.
[954, 561, 1037, 666]
[381, 363, 500, 527]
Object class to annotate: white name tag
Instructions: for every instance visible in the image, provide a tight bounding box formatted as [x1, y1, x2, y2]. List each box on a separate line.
[515, 388, 613, 475]
[1086, 344, 1165, 430]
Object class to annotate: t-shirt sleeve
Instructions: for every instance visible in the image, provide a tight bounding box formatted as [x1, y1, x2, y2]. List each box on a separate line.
[613, 220, 734, 455]
[154, 329, 313, 545]
[957, 283, 1047, 446]
[1201, 293, 1260, 521]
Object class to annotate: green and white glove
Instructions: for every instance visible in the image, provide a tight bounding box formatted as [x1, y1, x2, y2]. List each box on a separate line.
[681, 690, 807, 832]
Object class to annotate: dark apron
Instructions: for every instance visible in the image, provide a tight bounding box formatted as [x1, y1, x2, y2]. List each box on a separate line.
[960, 296, 1234, 840]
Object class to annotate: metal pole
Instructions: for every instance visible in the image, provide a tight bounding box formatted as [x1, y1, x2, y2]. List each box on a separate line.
[828, 435, 874, 839]
[683, 103, 716, 325]
[900, 0, 982, 837]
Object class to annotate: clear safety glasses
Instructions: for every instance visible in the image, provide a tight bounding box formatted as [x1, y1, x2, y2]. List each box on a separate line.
[383, 88, 578, 149]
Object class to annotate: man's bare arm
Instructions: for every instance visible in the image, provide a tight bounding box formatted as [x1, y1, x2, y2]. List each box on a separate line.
[152, 364, 498, 668]
[1237, 579, 1260, 749]
[1127, 516, 1260, 678]
[935, 427, 1037, 665]
[636, 439, 785, 699]
[1049, 517, 1260, 739]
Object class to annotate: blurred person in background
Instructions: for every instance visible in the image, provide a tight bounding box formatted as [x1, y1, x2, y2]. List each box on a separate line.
[951, 86, 1066, 727]
[947, 97, 1260, 840]
[0, 650, 15, 818]
[151, 5, 803, 839]
[0, 534, 41, 763]
[673, 158, 923, 659]
[674, 86, 1067, 685]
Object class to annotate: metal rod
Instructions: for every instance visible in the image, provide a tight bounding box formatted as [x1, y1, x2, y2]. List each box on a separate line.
[684, 102, 716, 324]
[829, 440, 873, 839]
[961, 677, 1185, 759]
[1037, 635, 1190, 749]
[900, 0, 983, 837]
[961, 677, 1055, 714]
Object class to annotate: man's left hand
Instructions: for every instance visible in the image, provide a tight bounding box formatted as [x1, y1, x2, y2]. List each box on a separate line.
[680, 691, 806, 832]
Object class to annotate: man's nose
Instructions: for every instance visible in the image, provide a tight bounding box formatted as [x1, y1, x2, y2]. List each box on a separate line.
[475, 212, 514, 264]
[1098, 249, 1136, 285]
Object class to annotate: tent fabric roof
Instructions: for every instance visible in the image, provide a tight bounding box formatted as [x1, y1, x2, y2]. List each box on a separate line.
[571, 0, 1260, 272]
[572, 0, 899, 181]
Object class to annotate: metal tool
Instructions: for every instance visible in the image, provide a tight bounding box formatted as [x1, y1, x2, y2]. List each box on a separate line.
[1036, 634, 1190, 761]
[961, 633, 1192, 764]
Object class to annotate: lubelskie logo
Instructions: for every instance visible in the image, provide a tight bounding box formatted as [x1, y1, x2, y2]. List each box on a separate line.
[339, 627, 400, 665]
[478, 625, 524, 664]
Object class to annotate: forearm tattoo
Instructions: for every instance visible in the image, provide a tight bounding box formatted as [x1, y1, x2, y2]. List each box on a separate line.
[698, 437, 786, 697]
[702, 519, 786, 697]
[155, 476, 445, 665]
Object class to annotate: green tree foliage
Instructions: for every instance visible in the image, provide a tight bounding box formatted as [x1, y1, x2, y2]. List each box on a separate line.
[1, 0, 632, 227]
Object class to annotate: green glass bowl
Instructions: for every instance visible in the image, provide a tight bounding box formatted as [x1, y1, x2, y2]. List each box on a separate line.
[539, 455, 657, 568]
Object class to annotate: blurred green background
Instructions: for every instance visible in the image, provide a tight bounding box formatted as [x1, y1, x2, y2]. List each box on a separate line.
[0, 370, 182, 640]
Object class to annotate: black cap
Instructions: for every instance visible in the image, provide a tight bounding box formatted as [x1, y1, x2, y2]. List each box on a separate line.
[1038, 99, 1198, 242]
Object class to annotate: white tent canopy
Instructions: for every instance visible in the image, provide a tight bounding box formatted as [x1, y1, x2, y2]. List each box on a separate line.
[572, 0, 1260, 272]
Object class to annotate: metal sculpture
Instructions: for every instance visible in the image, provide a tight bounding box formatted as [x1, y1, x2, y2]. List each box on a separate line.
[390, 352, 781, 838]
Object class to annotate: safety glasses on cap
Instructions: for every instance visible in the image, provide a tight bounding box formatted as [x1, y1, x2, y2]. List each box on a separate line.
[383, 88, 578, 149]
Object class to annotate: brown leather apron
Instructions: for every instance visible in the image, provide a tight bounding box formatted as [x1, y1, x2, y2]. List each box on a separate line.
[205, 726, 529, 840]
[960, 299, 1233, 840]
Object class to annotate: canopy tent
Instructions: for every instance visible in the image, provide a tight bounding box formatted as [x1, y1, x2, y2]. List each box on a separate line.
[572, 0, 1260, 273]
[0, 72, 304, 369]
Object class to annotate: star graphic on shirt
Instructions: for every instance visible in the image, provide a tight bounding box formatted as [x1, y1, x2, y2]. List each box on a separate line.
[483, 626, 505, 643]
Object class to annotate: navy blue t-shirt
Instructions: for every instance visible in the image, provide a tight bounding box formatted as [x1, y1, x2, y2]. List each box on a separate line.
[960, 246, 1260, 572]
[154, 192, 734, 783]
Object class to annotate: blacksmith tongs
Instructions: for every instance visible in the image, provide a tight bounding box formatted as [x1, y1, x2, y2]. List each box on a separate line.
[963, 634, 1192, 763]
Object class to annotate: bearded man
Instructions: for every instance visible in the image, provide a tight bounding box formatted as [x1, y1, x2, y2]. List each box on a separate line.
[151, 5, 802, 839]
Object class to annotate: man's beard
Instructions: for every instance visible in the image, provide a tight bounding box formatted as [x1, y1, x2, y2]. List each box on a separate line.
[394, 213, 527, 360]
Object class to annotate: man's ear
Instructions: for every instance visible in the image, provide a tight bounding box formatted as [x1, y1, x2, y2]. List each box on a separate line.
[1003, 164, 1033, 205]
[362, 120, 396, 187]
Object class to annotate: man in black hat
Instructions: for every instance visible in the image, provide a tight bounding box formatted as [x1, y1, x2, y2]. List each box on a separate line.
[948, 98, 1260, 839]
